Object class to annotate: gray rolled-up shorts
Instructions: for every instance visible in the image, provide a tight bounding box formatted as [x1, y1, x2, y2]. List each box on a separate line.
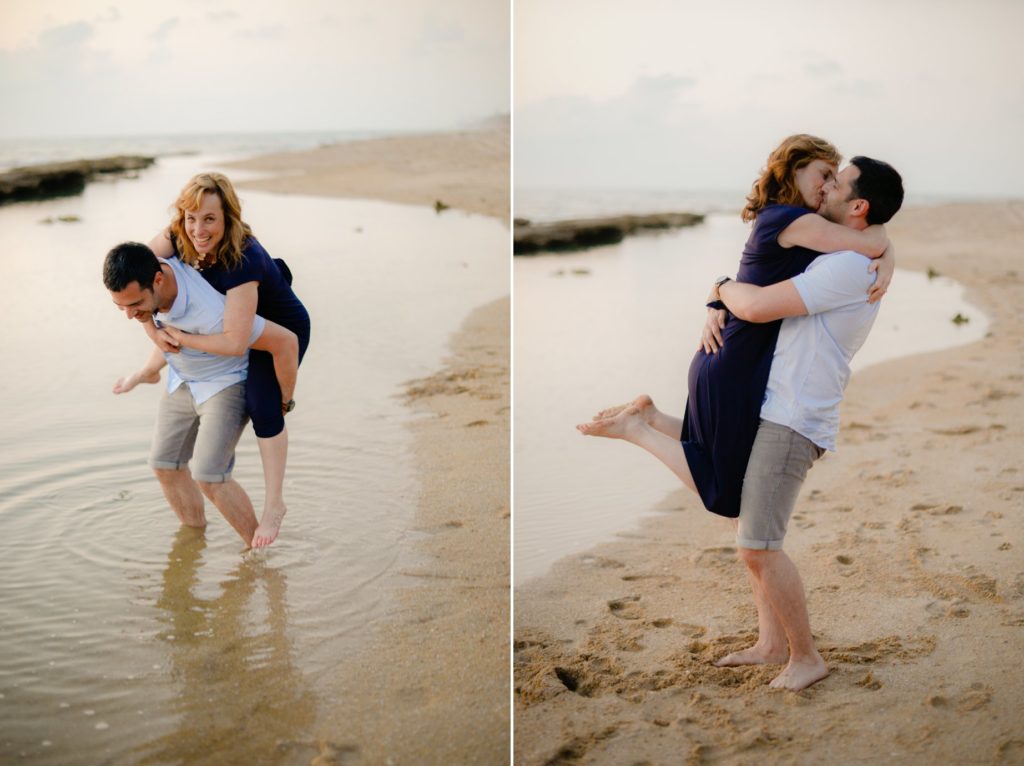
[737, 419, 826, 550]
[149, 382, 248, 483]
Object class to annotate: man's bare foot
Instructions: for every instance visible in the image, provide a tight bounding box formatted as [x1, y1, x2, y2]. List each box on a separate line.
[592, 394, 656, 422]
[715, 644, 788, 667]
[251, 501, 287, 549]
[769, 655, 829, 691]
[113, 370, 160, 394]
[577, 405, 646, 439]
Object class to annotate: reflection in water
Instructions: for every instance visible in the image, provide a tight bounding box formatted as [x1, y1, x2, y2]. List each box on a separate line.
[137, 527, 316, 765]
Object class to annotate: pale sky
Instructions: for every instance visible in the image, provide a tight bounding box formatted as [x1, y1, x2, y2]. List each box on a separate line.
[515, 0, 1024, 198]
[0, 0, 509, 137]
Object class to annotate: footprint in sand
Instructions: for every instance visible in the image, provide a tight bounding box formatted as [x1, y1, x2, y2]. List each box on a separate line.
[957, 683, 993, 712]
[693, 546, 737, 567]
[621, 572, 681, 586]
[580, 555, 625, 569]
[996, 739, 1024, 763]
[607, 596, 644, 620]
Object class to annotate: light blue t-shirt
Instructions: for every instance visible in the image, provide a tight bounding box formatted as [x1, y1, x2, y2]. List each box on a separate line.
[154, 256, 266, 405]
[760, 250, 880, 451]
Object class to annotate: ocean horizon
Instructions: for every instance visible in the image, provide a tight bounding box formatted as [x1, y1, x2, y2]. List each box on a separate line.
[0, 129, 407, 172]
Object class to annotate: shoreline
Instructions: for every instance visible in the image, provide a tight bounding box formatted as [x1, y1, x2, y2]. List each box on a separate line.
[313, 297, 510, 763]
[514, 201, 1024, 764]
[223, 121, 510, 223]
[225, 125, 511, 761]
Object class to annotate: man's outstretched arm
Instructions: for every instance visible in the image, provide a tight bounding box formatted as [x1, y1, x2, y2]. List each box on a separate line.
[716, 279, 808, 324]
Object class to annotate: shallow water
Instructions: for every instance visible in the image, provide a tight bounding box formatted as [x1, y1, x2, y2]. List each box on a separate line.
[513, 213, 989, 585]
[0, 157, 506, 763]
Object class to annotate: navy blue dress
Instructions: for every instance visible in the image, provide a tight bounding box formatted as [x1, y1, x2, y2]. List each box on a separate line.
[175, 236, 311, 438]
[681, 205, 820, 518]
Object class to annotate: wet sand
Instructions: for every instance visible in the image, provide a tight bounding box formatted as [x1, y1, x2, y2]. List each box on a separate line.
[514, 202, 1024, 765]
[225, 119, 510, 221]
[307, 297, 510, 764]
[232, 126, 510, 762]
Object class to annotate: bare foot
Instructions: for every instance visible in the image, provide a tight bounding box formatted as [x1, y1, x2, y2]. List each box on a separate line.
[577, 405, 646, 438]
[715, 644, 788, 667]
[592, 394, 656, 422]
[113, 369, 160, 395]
[251, 501, 287, 549]
[769, 655, 829, 691]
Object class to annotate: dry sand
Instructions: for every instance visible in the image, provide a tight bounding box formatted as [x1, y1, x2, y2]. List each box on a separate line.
[225, 120, 510, 221]
[229, 126, 510, 763]
[514, 201, 1024, 765]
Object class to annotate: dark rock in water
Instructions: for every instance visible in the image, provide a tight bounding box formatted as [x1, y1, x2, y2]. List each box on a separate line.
[0, 155, 155, 205]
[514, 212, 704, 255]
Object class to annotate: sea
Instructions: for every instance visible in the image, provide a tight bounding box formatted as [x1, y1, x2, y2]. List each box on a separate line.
[513, 187, 990, 586]
[0, 133, 507, 764]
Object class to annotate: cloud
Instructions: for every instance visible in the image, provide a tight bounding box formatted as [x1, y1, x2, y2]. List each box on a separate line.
[149, 18, 179, 42]
[516, 74, 705, 188]
[95, 7, 121, 24]
[207, 10, 240, 22]
[235, 25, 285, 40]
[39, 21, 94, 48]
[804, 60, 841, 77]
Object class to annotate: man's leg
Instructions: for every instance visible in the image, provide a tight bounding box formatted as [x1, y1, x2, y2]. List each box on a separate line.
[149, 388, 207, 529]
[191, 382, 259, 547]
[197, 479, 259, 545]
[154, 468, 207, 528]
[741, 548, 827, 690]
[577, 404, 698, 494]
[716, 539, 789, 666]
[729, 420, 827, 690]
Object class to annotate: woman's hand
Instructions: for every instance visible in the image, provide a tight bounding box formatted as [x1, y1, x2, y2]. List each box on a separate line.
[867, 241, 896, 303]
[162, 326, 191, 348]
[153, 327, 182, 353]
[700, 308, 728, 354]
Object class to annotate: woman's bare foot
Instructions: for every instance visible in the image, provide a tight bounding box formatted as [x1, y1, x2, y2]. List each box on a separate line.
[715, 644, 789, 667]
[251, 501, 287, 549]
[577, 404, 647, 439]
[592, 394, 657, 422]
[113, 369, 161, 395]
[769, 655, 829, 691]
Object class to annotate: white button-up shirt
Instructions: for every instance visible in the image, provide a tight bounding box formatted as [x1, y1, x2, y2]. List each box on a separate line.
[760, 250, 880, 451]
[154, 256, 266, 405]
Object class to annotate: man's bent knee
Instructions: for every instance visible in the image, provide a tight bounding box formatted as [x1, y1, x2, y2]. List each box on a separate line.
[739, 546, 777, 572]
[153, 466, 186, 482]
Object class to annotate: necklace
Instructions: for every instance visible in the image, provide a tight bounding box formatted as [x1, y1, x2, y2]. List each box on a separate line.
[191, 253, 216, 271]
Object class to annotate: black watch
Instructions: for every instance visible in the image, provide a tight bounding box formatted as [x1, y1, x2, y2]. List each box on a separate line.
[283, 399, 296, 413]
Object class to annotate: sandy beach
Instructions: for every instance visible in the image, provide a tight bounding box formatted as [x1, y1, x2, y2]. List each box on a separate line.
[225, 119, 510, 221]
[231, 125, 510, 762]
[514, 201, 1024, 765]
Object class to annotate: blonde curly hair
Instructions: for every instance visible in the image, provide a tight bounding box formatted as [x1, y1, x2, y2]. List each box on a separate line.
[741, 134, 842, 223]
[169, 172, 253, 269]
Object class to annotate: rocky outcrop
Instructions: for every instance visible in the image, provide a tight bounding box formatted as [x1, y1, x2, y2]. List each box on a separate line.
[514, 212, 704, 255]
[0, 156, 155, 204]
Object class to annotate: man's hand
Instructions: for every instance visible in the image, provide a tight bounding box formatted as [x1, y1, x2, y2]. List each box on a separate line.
[112, 369, 160, 394]
[700, 308, 728, 354]
[867, 242, 895, 304]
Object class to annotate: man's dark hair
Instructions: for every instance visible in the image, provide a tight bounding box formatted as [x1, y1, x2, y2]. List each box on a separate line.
[849, 156, 904, 225]
[103, 242, 161, 292]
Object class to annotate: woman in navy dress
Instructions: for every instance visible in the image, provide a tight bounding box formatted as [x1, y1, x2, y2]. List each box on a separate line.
[580, 135, 892, 516]
[146, 173, 311, 549]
